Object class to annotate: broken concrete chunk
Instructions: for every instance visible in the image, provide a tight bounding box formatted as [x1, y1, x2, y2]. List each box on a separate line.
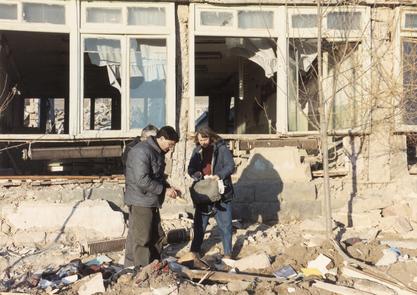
[233, 252, 271, 271]
[77, 273, 105, 295]
[2, 200, 125, 240]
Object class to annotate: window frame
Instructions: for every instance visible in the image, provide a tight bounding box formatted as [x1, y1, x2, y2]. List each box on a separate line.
[78, 2, 175, 139]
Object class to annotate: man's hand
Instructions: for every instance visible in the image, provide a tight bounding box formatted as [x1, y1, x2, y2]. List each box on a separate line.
[166, 187, 180, 199]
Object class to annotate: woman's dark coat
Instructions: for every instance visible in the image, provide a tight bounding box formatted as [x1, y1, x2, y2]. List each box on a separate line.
[188, 140, 235, 201]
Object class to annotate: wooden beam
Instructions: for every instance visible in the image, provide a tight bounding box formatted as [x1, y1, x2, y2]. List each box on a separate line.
[238, 138, 319, 151]
[342, 267, 417, 295]
[174, 264, 278, 283]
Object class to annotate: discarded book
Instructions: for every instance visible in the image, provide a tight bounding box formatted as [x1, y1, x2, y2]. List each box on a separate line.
[273, 265, 297, 280]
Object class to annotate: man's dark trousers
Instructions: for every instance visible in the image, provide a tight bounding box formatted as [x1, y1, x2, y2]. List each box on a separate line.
[124, 205, 165, 267]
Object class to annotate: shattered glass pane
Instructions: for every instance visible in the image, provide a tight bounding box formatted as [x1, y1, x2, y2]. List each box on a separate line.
[200, 11, 233, 27]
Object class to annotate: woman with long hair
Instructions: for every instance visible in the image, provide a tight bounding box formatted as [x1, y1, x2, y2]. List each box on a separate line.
[188, 126, 235, 261]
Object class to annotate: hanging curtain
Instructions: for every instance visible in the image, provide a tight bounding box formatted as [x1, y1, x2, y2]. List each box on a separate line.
[227, 38, 277, 78]
[86, 39, 122, 92]
[130, 40, 167, 82]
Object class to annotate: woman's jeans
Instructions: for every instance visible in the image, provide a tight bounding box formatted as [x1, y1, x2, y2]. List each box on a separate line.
[190, 200, 232, 256]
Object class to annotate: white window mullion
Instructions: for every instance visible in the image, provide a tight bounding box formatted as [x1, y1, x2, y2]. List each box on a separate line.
[189, 4, 196, 132]
[276, 7, 288, 133]
[122, 36, 129, 133]
[69, 0, 80, 137]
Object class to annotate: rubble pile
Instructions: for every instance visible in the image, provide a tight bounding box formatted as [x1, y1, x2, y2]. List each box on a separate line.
[1, 211, 417, 295]
[1, 180, 417, 294]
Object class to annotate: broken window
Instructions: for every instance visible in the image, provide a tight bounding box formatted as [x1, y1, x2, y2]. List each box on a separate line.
[287, 6, 369, 132]
[402, 39, 417, 125]
[0, 31, 69, 134]
[195, 36, 277, 134]
[200, 11, 233, 27]
[83, 37, 121, 131]
[288, 38, 365, 131]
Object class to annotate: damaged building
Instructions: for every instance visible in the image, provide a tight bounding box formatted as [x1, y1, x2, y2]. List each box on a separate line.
[3, 1, 417, 294]
[0, 0, 416, 223]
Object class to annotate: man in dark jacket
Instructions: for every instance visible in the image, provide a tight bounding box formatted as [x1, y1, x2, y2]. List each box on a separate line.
[124, 126, 180, 268]
[187, 126, 235, 261]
